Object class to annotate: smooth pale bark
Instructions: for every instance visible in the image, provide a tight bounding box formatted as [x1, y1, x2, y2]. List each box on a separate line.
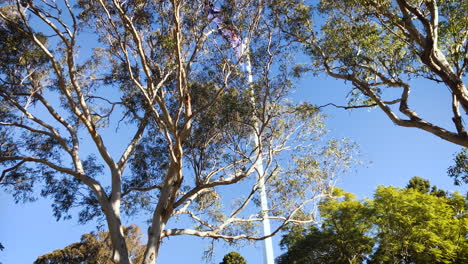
[142, 161, 182, 264]
[91, 172, 131, 264]
[421, 48, 468, 114]
[104, 205, 131, 264]
[141, 2, 191, 262]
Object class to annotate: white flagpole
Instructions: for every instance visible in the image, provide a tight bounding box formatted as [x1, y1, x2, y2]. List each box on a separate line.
[243, 39, 275, 264]
[205, 3, 274, 261]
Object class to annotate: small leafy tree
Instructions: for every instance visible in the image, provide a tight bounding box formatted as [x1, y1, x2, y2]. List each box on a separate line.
[406, 176, 431, 193]
[406, 176, 447, 197]
[34, 225, 145, 264]
[219, 251, 247, 264]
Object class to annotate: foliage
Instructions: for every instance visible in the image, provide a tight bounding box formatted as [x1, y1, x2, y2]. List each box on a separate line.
[371, 186, 467, 263]
[406, 176, 430, 193]
[34, 225, 145, 264]
[448, 148, 468, 186]
[219, 251, 247, 264]
[278, 178, 468, 264]
[272, 0, 468, 148]
[278, 188, 373, 264]
[406, 176, 446, 197]
[0, 1, 357, 263]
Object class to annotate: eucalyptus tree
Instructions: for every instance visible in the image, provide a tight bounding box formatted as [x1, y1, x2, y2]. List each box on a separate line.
[0, 1, 355, 263]
[272, 0, 468, 147]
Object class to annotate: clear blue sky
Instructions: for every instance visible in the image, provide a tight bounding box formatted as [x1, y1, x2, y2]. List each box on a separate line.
[1, 70, 465, 264]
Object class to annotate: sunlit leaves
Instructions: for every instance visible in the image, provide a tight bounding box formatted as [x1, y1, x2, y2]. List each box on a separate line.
[278, 189, 373, 264]
[372, 186, 467, 263]
[278, 179, 468, 264]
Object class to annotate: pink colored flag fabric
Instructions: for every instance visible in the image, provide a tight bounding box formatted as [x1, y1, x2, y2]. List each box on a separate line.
[206, 2, 245, 59]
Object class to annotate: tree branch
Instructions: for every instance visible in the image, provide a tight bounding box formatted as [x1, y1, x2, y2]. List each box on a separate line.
[317, 100, 401, 110]
[122, 184, 162, 198]
[0, 160, 26, 184]
[117, 114, 149, 173]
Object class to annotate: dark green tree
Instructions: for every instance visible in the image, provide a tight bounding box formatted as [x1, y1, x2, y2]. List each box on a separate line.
[429, 185, 447, 198]
[406, 176, 447, 197]
[406, 176, 430, 194]
[219, 251, 247, 264]
[278, 225, 335, 264]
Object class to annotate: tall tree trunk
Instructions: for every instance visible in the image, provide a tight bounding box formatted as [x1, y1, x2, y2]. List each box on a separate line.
[142, 162, 181, 264]
[86, 175, 131, 264]
[99, 194, 131, 264]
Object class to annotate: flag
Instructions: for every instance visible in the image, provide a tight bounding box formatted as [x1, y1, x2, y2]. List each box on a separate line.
[206, 2, 245, 60]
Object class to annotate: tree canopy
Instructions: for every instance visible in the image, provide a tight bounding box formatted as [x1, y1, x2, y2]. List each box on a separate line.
[0, 1, 356, 263]
[448, 148, 468, 186]
[371, 182, 467, 263]
[272, 0, 467, 146]
[219, 251, 247, 264]
[34, 225, 145, 264]
[278, 177, 468, 264]
[278, 188, 374, 264]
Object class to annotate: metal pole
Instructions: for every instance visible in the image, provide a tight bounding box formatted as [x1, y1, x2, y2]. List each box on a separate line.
[244, 41, 275, 264]
[204, 2, 274, 261]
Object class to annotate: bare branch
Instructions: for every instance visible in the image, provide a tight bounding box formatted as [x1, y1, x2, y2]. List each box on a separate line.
[1, 156, 80, 179]
[317, 100, 401, 110]
[0, 160, 26, 184]
[0, 91, 73, 154]
[162, 193, 323, 242]
[117, 114, 149, 173]
[122, 184, 162, 198]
